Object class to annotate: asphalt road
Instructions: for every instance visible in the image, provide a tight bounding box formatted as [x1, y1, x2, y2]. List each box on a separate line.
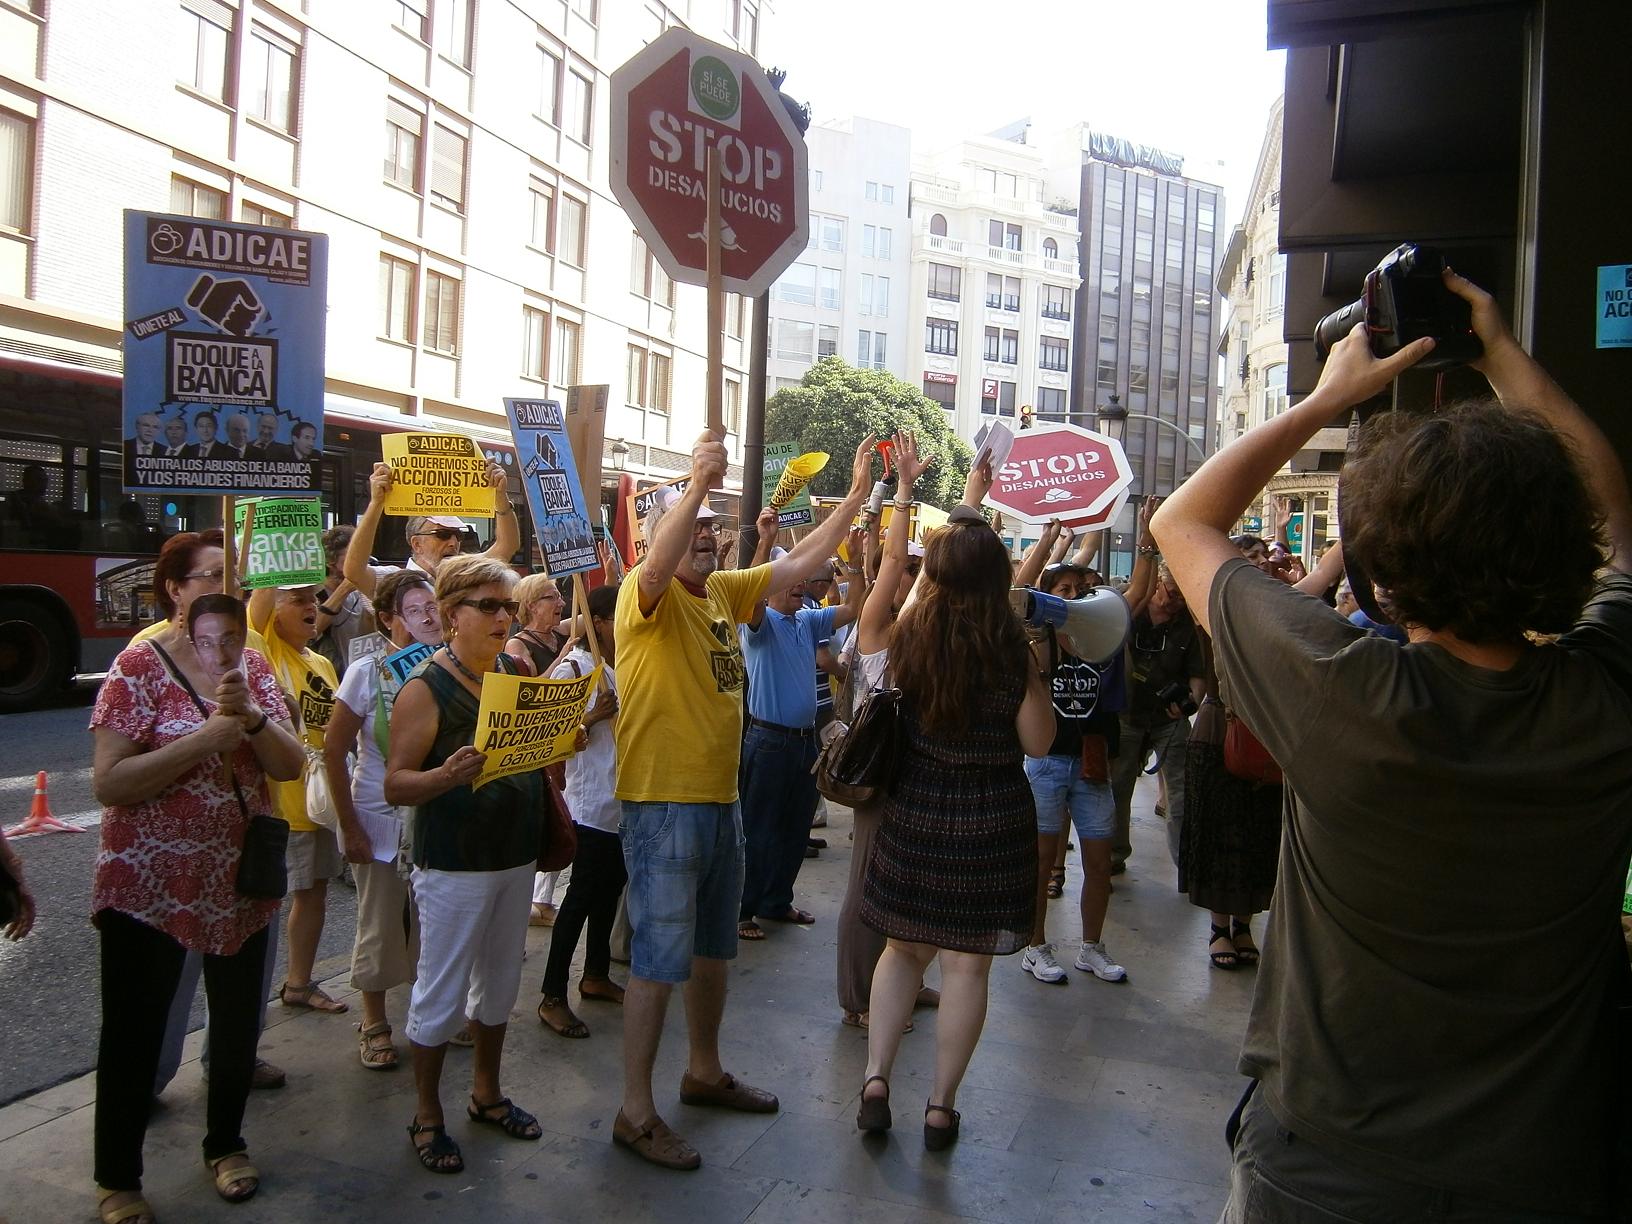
[0, 680, 359, 1106]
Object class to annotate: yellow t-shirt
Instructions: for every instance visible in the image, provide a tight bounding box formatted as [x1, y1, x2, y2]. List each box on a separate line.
[246, 609, 338, 832]
[614, 563, 771, 804]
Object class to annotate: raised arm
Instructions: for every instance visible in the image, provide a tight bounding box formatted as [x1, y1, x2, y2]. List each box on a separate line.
[1071, 529, 1104, 571]
[638, 431, 728, 615]
[1445, 270, 1632, 572]
[343, 463, 393, 601]
[1294, 539, 1346, 598]
[751, 506, 778, 567]
[477, 461, 521, 564]
[767, 436, 875, 597]
[1123, 496, 1161, 617]
[857, 431, 925, 654]
[1152, 325, 1434, 636]
[1015, 519, 1063, 590]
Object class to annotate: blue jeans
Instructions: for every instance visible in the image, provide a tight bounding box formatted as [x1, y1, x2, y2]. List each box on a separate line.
[1025, 754, 1116, 840]
[619, 800, 745, 984]
[737, 723, 820, 922]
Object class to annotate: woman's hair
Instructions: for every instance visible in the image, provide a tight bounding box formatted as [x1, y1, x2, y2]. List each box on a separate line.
[513, 572, 561, 627]
[186, 592, 247, 636]
[373, 568, 432, 622]
[586, 582, 619, 622]
[434, 555, 517, 634]
[1340, 398, 1604, 643]
[888, 521, 1029, 735]
[153, 528, 225, 619]
[1230, 534, 1266, 554]
[1040, 563, 1090, 594]
[321, 524, 354, 571]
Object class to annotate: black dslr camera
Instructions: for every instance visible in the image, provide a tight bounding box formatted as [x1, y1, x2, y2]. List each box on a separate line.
[1155, 681, 1198, 718]
[1313, 243, 1482, 371]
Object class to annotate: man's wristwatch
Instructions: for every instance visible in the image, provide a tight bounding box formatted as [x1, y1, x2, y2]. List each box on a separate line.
[1137, 544, 1159, 558]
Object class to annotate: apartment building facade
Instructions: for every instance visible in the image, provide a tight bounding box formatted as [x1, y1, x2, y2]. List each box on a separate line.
[0, 0, 769, 513]
[765, 116, 910, 392]
[905, 128, 1081, 444]
[1216, 96, 1343, 559]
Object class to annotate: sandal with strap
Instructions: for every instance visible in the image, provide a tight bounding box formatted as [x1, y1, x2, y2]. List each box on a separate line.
[407, 1118, 464, 1174]
[924, 1103, 961, 1152]
[1046, 867, 1066, 899]
[737, 920, 766, 941]
[1231, 919, 1260, 966]
[1208, 924, 1239, 971]
[205, 1151, 259, 1203]
[538, 996, 590, 1039]
[856, 1075, 891, 1132]
[357, 1020, 399, 1070]
[612, 1109, 701, 1170]
[96, 1188, 157, 1224]
[467, 1096, 543, 1140]
[279, 981, 349, 1013]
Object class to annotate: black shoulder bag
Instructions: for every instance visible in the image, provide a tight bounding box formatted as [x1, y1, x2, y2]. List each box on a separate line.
[150, 642, 288, 900]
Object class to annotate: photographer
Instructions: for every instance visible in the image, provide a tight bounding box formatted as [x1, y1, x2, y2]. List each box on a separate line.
[1152, 270, 1632, 1220]
[1108, 499, 1205, 877]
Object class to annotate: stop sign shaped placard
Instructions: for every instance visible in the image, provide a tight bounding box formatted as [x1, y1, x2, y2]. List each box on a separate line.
[985, 422, 1134, 530]
[611, 29, 809, 299]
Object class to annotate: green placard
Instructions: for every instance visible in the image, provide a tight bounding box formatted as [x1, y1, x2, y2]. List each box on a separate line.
[1623, 856, 1631, 916]
[762, 441, 814, 528]
[233, 496, 326, 590]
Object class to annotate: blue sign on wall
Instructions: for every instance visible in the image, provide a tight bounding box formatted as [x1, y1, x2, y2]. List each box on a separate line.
[121, 211, 328, 495]
[1597, 264, 1632, 349]
[504, 397, 598, 576]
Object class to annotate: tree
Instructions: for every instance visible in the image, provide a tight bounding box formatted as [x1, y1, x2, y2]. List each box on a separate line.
[764, 357, 974, 509]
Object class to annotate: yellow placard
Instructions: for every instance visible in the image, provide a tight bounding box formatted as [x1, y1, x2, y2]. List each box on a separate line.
[471, 665, 602, 790]
[380, 432, 496, 518]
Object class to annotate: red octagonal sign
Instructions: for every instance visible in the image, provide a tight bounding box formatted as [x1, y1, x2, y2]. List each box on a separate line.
[610, 29, 809, 299]
[986, 422, 1135, 531]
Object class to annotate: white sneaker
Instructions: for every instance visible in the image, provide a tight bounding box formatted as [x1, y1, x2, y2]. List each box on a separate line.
[1074, 940, 1127, 982]
[1021, 942, 1067, 984]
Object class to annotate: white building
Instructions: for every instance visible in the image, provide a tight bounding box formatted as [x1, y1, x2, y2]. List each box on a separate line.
[1217, 96, 1344, 558]
[906, 128, 1081, 442]
[764, 116, 911, 391]
[0, 0, 771, 510]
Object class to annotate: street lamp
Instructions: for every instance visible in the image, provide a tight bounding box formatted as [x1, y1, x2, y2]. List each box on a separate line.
[610, 438, 630, 472]
[1096, 394, 1207, 465]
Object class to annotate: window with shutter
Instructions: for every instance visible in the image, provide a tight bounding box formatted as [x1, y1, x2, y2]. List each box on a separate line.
[430, 126, 467, 211]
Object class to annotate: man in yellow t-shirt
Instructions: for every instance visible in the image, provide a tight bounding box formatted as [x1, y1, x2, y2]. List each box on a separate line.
[611, 430, 876, 1171]
[248, 585, 345, 1016]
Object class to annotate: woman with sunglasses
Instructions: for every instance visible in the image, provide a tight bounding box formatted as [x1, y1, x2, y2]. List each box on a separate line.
[324, 570, 444, 1070]
[90, 594, 303, 1224]
[384, 556, 546, 1174]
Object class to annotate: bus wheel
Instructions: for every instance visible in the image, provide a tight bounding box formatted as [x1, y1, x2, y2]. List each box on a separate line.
[0, 598, 68, 713]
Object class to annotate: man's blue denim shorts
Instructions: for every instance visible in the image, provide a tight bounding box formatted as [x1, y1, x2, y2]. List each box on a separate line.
[619, 800, 746, 983]
[1025, 754, 1115, 841]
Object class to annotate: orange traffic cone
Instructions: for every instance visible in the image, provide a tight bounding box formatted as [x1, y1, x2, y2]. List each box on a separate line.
[4, 771, 80, 838]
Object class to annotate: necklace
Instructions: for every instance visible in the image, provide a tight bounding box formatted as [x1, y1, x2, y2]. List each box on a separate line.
[442, 645, 486, 686]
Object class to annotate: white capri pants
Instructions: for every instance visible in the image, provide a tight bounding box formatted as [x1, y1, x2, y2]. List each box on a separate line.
[405, 863, 534, 1046]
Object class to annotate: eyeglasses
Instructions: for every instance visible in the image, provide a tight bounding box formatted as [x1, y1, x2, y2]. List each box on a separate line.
[414, 528, 461, 542]
[396, 600, 438, 621]
[184, 568, 227, 582]
[458, 598, 520, 617]
[541, 590, 565, 602]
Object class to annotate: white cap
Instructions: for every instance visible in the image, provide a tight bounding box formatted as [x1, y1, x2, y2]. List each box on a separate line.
[656, 486, 716, 520]
[424, 514, 471, 532]
[907, 541, 925, 558]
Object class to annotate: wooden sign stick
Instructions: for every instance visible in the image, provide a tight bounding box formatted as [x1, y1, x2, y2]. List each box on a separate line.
[223, 496, 238, 598]
[705, 147, 725, 437]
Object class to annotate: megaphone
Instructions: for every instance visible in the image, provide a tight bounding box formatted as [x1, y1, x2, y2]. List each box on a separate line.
[1010, 586, 1130, 664]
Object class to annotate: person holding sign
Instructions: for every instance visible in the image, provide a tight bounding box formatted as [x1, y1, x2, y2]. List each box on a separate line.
[384, 557, 545, 1175]
[343, 459, 519, 602]
[323, 570, 442, 1071]
[610, 430, 879, 1172]
[246, 586, 342, 1018]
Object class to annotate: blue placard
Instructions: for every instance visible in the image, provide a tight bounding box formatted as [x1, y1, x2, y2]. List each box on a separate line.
[1597, 264, 1632, 349]
[384, 640, 437, 687]
[504, 397, 598, 576]
[121, 211, 328, 495]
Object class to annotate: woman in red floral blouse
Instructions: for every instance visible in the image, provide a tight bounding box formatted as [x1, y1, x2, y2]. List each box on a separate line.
[89, 594, 302, 1224]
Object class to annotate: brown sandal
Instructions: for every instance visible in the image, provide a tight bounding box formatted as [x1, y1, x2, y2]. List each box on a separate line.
[612, 1109, 700, 1170]
[357, 1020, 398, 1070]
[1046, 868, 1066, 899]
[279, 981, 348, 1013]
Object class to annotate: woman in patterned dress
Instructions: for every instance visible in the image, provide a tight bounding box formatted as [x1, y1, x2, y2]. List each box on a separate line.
[89, 593, 303, 1224]
[855, 463, 1056, 1150]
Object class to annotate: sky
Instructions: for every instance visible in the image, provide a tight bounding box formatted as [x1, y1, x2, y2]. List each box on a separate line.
[759, 0, 1286, 234]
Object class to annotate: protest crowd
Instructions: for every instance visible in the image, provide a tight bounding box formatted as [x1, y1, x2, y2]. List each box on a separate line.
[9, 271, 1629, 1224]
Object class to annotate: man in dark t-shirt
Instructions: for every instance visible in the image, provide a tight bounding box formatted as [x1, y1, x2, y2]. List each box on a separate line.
[1152, 273, 1632, 1219]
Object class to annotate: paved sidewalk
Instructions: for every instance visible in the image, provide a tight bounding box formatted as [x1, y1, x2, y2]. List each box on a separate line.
[0, 778, 1255, 1223]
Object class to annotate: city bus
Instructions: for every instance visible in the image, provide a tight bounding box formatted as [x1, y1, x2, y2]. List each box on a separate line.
[0, 355, 533, 711]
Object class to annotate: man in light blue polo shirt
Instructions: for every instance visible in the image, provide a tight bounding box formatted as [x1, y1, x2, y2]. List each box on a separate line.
[736, 563, 858, 939]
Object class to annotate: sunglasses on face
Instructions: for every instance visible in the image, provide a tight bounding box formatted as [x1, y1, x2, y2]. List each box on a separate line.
[415, 528, 461, 542]
[458, 597, 520, 617]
